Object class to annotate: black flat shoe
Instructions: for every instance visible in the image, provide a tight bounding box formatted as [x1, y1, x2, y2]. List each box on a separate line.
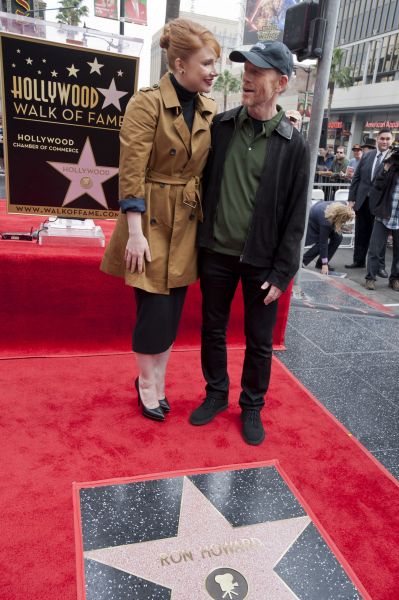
[135, 378, 165, 422]
[159, 397, 171, 412]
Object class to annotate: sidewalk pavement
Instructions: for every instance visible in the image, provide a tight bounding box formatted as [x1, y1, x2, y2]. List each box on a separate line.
[299, 245, 399, 316]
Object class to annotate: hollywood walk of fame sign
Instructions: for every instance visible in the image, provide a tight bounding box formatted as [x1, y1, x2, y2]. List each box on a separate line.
[75, 465, 363, 599]
[0, 33, 138, 218]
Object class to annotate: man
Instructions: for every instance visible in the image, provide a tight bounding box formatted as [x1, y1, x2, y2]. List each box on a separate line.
[330, 146, 349, 175]
[346, 144, 363, 178]
[317, 147, 333, 171]
[345, 128, 392, 274]
[365, 147, 399, 291]
[189, 41, 310, 445]
[285, 109, 302, 131]
[303, 201, 354, 274]
[361, 138, 376, 154]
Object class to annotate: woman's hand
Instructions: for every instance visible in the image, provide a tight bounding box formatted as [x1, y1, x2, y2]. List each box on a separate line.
[125, 212, 151, 273]
[321, 264, 329, 275]
[125, 233, 151, 273]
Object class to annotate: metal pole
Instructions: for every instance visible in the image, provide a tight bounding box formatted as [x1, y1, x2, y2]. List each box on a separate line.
[294, 0, 342, 290]
[119, 0, 125, 37]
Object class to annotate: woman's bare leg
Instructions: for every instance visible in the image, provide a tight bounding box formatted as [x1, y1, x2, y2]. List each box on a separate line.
[154, 346, 172, 400]
[135, 353, 159, 409]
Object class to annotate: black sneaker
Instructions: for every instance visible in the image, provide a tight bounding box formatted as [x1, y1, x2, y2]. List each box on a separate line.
[189, 396, 228, 425]
[241, 410, 265, 445]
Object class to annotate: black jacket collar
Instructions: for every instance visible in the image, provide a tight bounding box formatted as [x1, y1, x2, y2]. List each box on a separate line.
[220, 105, 293, 140]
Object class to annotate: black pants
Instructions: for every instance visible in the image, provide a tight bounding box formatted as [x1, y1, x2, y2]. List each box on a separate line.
[353, 198, 385, 268]
[303, 231, 342, 266]
[366, 221, 399, 282]
[200, 250, 278, 410]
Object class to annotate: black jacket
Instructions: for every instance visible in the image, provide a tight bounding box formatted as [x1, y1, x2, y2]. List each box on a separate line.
[348, 149, 382, 210]
[198, 107, 310, 291]
[305, 200, 336, 260]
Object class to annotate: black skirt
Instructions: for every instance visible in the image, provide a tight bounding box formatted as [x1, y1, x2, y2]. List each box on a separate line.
[133, 286, 188, 354]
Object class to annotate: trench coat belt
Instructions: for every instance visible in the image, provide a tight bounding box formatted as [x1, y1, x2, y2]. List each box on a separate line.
[146, 170, 203, 221]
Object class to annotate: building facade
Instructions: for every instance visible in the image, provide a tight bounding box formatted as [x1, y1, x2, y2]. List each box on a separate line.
[329, 0, 399, 149]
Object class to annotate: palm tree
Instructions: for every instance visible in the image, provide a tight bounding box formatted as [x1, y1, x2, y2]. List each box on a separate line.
[213, 69, 241, 111]
[56, 0, 89, 27]
[160, 0, 181, 77]
[327, 48, 353, 121]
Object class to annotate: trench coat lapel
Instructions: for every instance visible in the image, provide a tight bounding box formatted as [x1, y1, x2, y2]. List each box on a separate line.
[182, 97, 213, 174]
[173, 113, 191, 155]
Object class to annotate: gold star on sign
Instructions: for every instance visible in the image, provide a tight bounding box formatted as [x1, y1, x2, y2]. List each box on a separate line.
[87, 57, 104, 75]
[67, 64, 79, 78]
[51, 70, 58, 78]
[26, 57, 33, 65]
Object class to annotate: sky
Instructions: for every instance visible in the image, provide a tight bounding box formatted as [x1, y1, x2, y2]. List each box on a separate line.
[41, 0, 242, 87]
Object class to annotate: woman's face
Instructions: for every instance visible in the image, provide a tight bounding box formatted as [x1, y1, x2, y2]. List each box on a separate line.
[176, 46, 218, 93]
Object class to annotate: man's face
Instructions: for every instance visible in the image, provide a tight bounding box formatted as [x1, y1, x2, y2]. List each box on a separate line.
[241, 62, 287, 110]
[377, 132, 393, 152]
[335, 148, 345, 160]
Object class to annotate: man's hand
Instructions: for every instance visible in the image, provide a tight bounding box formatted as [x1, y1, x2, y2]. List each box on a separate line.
[125, 233, 151, 273]
[261, 281, 282, 305]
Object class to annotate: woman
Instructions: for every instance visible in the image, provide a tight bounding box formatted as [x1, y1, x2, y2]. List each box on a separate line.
[101, 18, 220, 421]
[303, 201, 354, 274]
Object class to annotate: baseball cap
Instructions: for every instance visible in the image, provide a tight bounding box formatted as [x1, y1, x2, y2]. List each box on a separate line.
[285, 109, 302, 123]
[352, 144, 362, 150]
[229, 41, 294, 78]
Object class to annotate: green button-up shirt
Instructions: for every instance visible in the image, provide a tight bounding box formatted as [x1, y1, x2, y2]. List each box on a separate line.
[213, 105, 285, 256]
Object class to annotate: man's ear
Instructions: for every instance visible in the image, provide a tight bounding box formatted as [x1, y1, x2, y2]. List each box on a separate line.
[278, 74, 289, 93]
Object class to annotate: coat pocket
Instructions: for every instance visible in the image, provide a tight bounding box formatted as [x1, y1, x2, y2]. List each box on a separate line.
[146, 182, 174, 229]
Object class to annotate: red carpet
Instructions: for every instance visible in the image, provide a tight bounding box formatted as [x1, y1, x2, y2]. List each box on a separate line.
[0, 200, 290, 357]
[1, 350, 398, 600]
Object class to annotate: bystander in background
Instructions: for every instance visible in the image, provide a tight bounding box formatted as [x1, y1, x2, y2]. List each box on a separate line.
[303, 200, 354, 274]
[285, 109, 302, 132]
[346, 144, 363, 178]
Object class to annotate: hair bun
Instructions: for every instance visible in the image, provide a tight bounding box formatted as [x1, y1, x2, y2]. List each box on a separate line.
[160, 23, 171, 49]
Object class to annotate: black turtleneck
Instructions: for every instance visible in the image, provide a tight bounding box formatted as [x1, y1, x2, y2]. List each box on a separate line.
[170, 73, 197, 132]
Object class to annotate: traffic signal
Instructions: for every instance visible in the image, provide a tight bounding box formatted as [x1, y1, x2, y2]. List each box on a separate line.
[283, 1, 326, 61]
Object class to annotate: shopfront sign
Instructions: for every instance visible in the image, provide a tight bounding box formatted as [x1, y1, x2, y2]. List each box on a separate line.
[365, 121, 399, 129]
[328, 121, 343, 129]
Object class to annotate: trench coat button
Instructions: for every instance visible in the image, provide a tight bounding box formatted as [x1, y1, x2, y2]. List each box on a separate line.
[169, 148, 176, 156]
[150, 218, 157, 225]
[159, 183, 165, 188]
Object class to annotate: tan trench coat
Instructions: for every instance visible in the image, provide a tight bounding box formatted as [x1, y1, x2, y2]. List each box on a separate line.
[100, 73, 217, 294]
